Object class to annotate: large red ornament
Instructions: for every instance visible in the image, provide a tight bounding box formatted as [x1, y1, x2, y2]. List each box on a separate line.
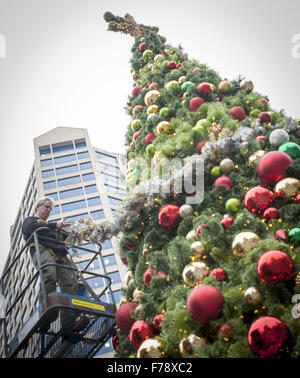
[145, 132, 156, 145]
[257, 250, 294, 285]
[263, 207, 279, 220]
[197, 82, 213, 94]
[158, 204, 181, 229]
[229, 106, 246, 121]
[187, 285, 224, 324]
[258, 112, 270, 123]
[189, 97, 205, 111]
[129, 320, 153, 349]
[209, 268, 227, 281]
[214, 176, 232, 190]
[257, 151, 293, 186]
[115, 302, 137, 333]
[132, 86, 142, 97]
[220, 217, 234, 230]
[244, 185, 274, 213]
[248, 316, 291, 358]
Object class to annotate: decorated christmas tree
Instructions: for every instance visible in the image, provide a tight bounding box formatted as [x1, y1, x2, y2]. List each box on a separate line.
[102, 12, 300, 358]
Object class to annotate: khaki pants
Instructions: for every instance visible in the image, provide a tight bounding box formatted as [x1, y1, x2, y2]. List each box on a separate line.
[32, 246, 78, 328]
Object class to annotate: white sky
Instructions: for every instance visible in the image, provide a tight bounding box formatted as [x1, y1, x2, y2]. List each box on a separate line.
[0, 0, 299, 275]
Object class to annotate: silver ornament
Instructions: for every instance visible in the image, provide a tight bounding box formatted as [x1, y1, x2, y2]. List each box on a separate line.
[269, 129, 289, 146]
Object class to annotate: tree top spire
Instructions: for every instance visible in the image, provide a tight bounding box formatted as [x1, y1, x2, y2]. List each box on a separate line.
[103, 11, 166, 42]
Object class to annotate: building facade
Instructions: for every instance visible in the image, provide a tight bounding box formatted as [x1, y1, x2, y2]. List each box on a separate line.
[0, 126, 127, 357]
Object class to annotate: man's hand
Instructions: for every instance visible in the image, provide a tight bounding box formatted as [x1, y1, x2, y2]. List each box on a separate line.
[56, 218, 71, 230]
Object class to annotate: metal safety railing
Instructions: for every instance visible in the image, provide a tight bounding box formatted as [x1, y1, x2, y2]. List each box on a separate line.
[0, 227, 117, 358]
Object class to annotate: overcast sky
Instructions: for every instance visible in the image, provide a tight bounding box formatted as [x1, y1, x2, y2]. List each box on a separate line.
[0, 0, 299, 274]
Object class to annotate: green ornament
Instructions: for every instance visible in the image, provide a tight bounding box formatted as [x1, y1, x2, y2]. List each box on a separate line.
[226, 198, 241, 213]
[288, 228, 300, 244]
[279, 142, 300, 159]
[211, 166, 221, 177]
[181, 81, 193, 92]
[131, 119, 141, 131]
[143, 49, 153, 58]
[146, 144, 155, 157]
[250, 109, 260, 118]
[159, 107, 170, 117]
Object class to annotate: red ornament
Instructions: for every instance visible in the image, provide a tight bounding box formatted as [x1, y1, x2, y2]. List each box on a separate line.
[256, 135, 265, 142]
[295, 194, 300, 203]
[229, 106, 246, 121]
[120, 256, 128, 265]
[217, 323, 233, 338]
[133, 130, 141, 141]
[132, 86, 142, 98]
[257, 151, 293, 186]
[112, 334, 120, 350]
[115, 302, 137, 333]
[263, 207, 279, 220]
[257, 250, 294, 285]
[220, 217, 234, 230]
[149, 82, 158, 89]
[189, 97, 205, 111]
[139, 42, 146, 52]
[132, 104, 143, 116]
[124, 241, 137, 250]
[187, 285, 224, 324]
[193, 67, 201, 72]
[258, 112, 270, 123]
[167, 61, 176, 70]
[196, 224, 208, 236]
[144, 268, 156, 286]
[244, 185, 274, 213]
[214, 176, 232, 190]
[152, 313, 164, 332]
[196, 140, 207, 153]
[145, 132, 156, 145]
[274, 229, 287, 241]
[158, 204, 181, 229]
[248, 316, 291, 358]
[197, 82, 212, 94]
[210, 268, 227, 281]
[129, 320, 153, 349]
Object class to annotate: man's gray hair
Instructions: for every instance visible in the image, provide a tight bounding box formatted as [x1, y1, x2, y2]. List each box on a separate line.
[34, 196, 54, 214]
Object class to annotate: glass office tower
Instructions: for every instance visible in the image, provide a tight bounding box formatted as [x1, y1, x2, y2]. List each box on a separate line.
[0, 127, 127, 357]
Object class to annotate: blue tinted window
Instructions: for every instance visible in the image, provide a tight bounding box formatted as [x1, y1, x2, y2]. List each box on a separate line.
[82, 173, 95, 182]
[85, 184, 98, 194]
[51, 205, 60, 215]
[103, 254, 116, 267]
[59, 187, 84, 199]
[77, 151, 89, 160]
[96, 151, 117, 164]
[90, 210, 105, 220]
[61, 200, 86, 213]
[52, 141, 73, 154]
[108, 271, 121, 284]
[87, 197, 101, 207]
[110, 290, 123, 304]
[86, 276, 104, 289]
[80, 161, 92, 170]
[104, 184, 126, 196]
[42, 169, 54, 178]
[58, 175, 81, 187]
[54, 154, 76, 164]
[48, 192, 58, 201]
[101, 173, 120, 185]
[108, 196, 122, 206]
[39, 146, 51, 156]
[77, 258, 99, 271]
[41, 159, 52, 167]
[75, 139, 86, 149]
[98, 162, 120, 175]
[102, 239, 112, 250]
[65, 213, 88, 223]
[43, 180, 56, 190]
[56, 164, 78, 175]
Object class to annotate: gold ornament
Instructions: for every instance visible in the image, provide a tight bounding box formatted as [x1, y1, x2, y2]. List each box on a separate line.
[142, 244, 150, 256]
[130, 141, 135, 149]
[137, 338, 164, 358]
[179, 334, 206, 358]
[178, 75, 187, 83]
[232, 232, 260, 257]
[147, 104, 159, 115]
[274, 178, 300, 198]
[125, 270, 133, 286]
[182, 261, 209, 286]
[156, 121, 172, 135]
[166, 80, 179, 90]
[144, 89, 160, 106]
[179, 204, 193, 218]
[119, 296, 128, 305]
[133, 288, 143, 302]
[186, 230, 198, 242]
[220, 158, 234, 173]
[218, 80, 231, 93]
[190, 241, 205, 257]
[240, 79, 254, 93]
[248, 150, 265, 167]
[244, 287, 262, 304]
[154, 54, 164, 63]
[295, 273, 300, 288]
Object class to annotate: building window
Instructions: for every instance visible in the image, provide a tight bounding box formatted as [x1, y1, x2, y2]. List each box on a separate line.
[42, 169, 54, 178]
[87, 197, 101, 207]
[61, 199, 86, 213]
[82, 173, 95, 182]
[101, 173, 120, 185]
[110, 290, 123, 304]
[59, 187, 84, 200]
[65, 213, 88, 223]
[41, 158, 52, 167]
[98, 162, 120, 175]
[39, 145, 51, 156]
[103, 254, 117, 267]
[86, 276, 104, 290]
[52, 141, 74, 154]
[75, 139, 86, 149]
[55, 164, 78, 175]
[102, 239, 112, 250]
[80, 161, 92, 170]
[108, 271, 121, 285]
[58, 175, 81, 187]
[108, 196, 122, 206]
[51, 205, 60, 215]
[96, 151, 117, 164]
[104, 184, 126, 196]
[90, 210, 104, 220]
[77, 151, 89, 160]
[54, 154, 76, 165]
[43, 180, 56, 190]
[84, 184, 98, 194]
[48, 192, 58, 201]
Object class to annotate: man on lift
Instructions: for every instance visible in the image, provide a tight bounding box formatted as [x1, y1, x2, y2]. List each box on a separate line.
[22, 196, 89, 334]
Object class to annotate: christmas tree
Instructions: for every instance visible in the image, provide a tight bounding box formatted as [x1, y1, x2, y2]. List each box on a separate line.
[103, 12, 300, 358]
